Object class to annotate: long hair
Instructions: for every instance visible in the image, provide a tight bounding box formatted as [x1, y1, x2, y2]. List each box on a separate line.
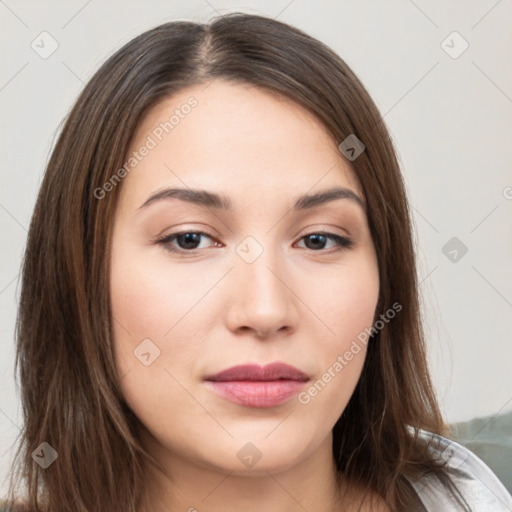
[4, 12, 466, 511]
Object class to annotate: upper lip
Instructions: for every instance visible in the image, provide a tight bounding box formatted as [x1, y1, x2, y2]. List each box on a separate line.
[204, 362, 310, 382]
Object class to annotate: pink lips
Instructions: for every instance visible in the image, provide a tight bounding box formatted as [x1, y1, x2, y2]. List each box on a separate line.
[204, 363, 309, 408]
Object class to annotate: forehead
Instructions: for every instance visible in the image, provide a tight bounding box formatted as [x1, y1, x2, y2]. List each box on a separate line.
[121, 80, 362, 207]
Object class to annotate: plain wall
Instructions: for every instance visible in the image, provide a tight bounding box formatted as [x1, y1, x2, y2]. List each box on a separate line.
[1, 0, 511, 495]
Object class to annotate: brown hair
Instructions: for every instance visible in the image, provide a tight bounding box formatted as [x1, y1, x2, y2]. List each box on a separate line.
[4, 12, 467, 511]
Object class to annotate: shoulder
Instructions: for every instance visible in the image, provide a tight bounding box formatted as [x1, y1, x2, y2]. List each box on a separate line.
[407, 429, 512, 511]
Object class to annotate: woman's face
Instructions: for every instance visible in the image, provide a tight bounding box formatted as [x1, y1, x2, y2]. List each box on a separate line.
[110, 80, 380, 476]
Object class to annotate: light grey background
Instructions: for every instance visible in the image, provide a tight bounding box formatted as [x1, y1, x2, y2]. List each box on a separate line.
[1, 0, 511, 495]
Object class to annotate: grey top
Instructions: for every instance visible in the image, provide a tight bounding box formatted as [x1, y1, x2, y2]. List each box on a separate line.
[407, 429, 512, 511]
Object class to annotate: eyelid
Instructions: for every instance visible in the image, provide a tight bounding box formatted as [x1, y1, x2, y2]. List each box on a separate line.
[155, 228, 355, 255]
[156, 230, 220, 252]
[295, 232, 354, 247]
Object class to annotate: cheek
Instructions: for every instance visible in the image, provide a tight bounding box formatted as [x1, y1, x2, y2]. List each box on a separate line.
[109, 241, 228, 408]
[296, 254, 379, 411]
[110, 243, 221, 348]
[304, 251, 380, 349]
[109, 252, 211, 434]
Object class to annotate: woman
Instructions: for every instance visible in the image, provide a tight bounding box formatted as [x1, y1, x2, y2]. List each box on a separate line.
[3, 12, 511, 512]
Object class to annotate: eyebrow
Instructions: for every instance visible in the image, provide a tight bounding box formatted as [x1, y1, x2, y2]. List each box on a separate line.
[138, 186, 365, 212]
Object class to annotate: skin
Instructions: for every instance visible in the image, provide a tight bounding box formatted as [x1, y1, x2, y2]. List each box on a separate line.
[110, 80, 385, 511]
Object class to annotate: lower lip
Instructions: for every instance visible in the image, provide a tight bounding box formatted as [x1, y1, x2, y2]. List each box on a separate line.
[206, 380, 307, 408]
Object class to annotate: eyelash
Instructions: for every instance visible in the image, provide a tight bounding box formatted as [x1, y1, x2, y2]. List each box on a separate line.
[156, 230, 354, 255]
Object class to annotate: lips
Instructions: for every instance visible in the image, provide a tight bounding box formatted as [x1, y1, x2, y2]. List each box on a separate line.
[204, 362, 310, 408]
[204, 362, 310, 382]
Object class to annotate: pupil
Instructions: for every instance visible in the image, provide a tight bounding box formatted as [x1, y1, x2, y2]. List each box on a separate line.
[305, 234, 326, 250]
[179, 233, 201, 249]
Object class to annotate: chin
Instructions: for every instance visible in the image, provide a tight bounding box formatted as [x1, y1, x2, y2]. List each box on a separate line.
[194, 434, 321, 476]
[205, 452, 303, 477]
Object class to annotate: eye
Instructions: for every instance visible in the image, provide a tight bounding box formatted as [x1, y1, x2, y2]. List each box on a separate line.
[157, 231, 220, 253]
[156, 230, 354, 255]
[295, 232, 354, 252]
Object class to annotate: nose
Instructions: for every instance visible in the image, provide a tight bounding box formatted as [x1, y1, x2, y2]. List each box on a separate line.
[225, 249, 300, 339]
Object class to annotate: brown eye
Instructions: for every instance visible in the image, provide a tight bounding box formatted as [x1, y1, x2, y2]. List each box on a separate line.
[296, 233, 354, 252]
[157, 231, 219, 253]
